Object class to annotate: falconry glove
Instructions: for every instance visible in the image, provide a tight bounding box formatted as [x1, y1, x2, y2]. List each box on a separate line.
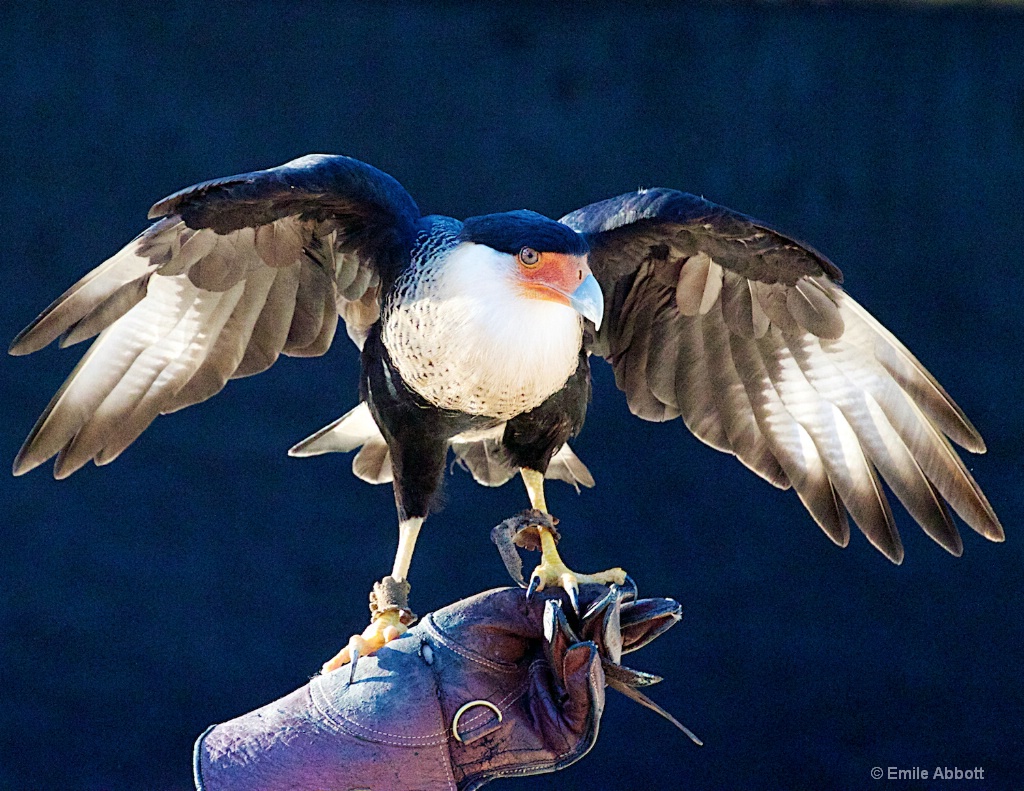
[194, 584, 696, 791]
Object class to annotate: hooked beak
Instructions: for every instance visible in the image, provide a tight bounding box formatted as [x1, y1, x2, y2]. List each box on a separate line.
[569, 273, 604, 330]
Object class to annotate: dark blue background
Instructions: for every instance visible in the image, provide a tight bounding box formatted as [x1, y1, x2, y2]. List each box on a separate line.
[2, 3, 1022, 789]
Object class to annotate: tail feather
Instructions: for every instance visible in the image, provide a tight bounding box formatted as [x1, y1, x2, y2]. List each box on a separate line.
[291, 403, 595, 492]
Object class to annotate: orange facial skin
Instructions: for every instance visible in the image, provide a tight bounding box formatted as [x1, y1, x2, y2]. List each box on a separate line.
[517, 252, 592, 305]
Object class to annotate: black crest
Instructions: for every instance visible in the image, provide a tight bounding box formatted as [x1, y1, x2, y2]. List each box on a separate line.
[460, 210, 588, 256]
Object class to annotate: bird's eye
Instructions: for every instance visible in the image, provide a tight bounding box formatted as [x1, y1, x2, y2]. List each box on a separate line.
[519, 247, 540, 267]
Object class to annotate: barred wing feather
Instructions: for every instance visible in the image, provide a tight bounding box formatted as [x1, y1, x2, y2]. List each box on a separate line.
[11, 154, 419, 478]
[562, 189, 1002, 561]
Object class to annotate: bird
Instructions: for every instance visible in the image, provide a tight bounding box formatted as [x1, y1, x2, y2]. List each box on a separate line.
[10, 153, 1003, 672]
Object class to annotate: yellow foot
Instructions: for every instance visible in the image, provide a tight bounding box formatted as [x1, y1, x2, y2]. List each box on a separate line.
[527, 558, 628, 614]
[321, 610, 408, 677]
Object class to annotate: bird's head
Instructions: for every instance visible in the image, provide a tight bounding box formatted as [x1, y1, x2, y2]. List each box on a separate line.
[458, 210, 604, 329]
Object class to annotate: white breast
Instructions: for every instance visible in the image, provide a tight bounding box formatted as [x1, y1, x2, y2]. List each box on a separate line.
[381, 242, 583, 420]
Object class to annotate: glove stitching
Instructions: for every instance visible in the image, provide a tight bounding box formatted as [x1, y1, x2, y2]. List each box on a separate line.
[424, 651, 460, 791]
[423, 615, 520, 674]
[309, 677, 449, 746]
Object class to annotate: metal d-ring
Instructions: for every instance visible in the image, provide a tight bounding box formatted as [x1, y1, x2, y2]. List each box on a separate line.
[451, 699, 503, 743]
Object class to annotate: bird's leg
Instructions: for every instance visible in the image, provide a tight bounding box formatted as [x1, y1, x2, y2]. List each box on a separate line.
[321, 517, 422, 675]
[521, 469, 627, 612]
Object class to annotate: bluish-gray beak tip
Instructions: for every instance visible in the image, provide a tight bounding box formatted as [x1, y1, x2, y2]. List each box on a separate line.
[570, 274, 604, 330]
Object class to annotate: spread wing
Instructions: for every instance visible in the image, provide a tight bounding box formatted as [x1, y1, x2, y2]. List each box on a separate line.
[11, 154, 420, 478]
[561, 189, 1003, 562]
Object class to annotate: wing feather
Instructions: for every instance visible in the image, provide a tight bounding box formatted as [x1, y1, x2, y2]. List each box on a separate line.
[233, 263, 300, 377]
[567, 187, 1000, 559]
[760, 330, 902, 560]
[644, 304, 684, 415]
[338, 286, 380, 350]
[9, 219, 181, 356]
[675, 252, 723, 316]
[721, 270, 770, 339]
[28, 275, 241, 477]
[840, 294, 985, 452]
[702, 298, 788, 489]
[158, 228, 217, 276]
[59, 276, 152, 348]
[727, 329, 850, 545]
[757, 282, 803, 336]
[787, 332, 964, 555]
[254, 220, 307, 269]
[12, 154, 420, 477]
[829, 311, 1002, 540]
[89, 284, 247, 470]
[162, 263, 279, 413]
[340, 257, 375, 302]
[617, 277, 675, 421]
[294, 299, 339, 359]
[786, 277, 844, 339]
[284, 258, 330, 352]
[674, 313, 730, 452]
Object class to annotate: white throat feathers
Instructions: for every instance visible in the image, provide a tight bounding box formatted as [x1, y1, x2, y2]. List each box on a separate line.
[381, 241, 583, 419]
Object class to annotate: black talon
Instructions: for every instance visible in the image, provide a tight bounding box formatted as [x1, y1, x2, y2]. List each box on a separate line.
[566, 582, 580, 616]
[348, 646, 360, 684]
[526, 575, 541, 600]
[622, 574, 638, 602]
